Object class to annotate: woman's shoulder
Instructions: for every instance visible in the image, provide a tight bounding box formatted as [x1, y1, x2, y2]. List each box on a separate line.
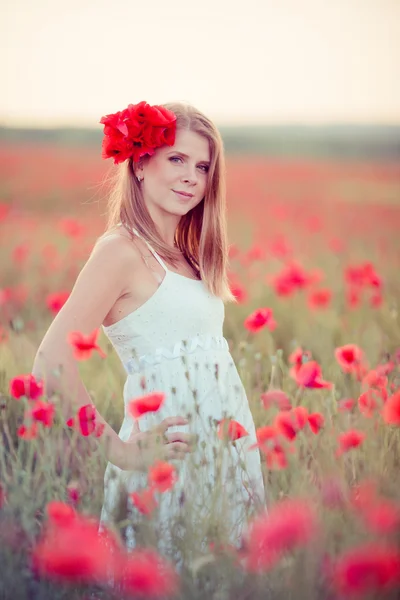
[90, 224, 141, 268]
[96, 222, 130, 243]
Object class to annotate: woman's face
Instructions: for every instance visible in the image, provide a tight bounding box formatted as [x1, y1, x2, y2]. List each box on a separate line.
[139, 129, 211, 217]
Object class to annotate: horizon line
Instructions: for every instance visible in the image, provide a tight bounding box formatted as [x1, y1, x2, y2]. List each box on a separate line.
[2, 120, 400, 130]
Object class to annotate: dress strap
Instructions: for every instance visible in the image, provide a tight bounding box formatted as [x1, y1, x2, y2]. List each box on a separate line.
[128, 225, 169, 273]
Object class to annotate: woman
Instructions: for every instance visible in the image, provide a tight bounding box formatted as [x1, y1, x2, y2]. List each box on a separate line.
[32, 100, 265, 558]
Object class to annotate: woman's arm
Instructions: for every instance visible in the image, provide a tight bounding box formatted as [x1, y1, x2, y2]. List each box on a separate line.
[31, 233, 134, 469]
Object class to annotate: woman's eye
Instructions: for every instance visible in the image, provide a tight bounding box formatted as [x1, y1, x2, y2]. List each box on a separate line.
[170, 156, 208, 173]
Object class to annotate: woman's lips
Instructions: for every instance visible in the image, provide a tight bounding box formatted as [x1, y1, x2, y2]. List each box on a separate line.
[173, 190, 193, 199]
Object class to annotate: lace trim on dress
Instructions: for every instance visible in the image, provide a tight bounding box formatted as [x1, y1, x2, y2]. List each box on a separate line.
[124, 333, 229, 374]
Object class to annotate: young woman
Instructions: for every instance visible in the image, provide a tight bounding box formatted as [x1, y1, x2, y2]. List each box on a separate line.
[32, 101, 265, 555]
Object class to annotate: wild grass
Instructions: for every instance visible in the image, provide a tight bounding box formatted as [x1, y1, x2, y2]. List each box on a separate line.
[1, 154, 400, 599]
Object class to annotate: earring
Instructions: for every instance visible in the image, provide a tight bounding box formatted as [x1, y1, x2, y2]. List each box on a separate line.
[137, 175, 142, 182]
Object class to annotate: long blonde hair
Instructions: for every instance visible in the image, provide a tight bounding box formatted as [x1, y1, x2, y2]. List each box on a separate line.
[102, 101, 236, 303]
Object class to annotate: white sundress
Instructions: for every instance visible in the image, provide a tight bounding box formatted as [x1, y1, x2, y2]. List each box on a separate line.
[100, 225, 266, 557]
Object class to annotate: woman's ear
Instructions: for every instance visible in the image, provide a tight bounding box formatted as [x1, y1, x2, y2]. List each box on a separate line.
[133, 159, 145, 181]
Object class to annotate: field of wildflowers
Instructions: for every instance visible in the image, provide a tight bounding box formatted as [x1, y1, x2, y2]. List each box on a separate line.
[1, 141, 400, 599]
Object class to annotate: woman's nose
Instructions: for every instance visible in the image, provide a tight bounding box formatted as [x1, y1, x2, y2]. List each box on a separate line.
[182, 165, 198, 184]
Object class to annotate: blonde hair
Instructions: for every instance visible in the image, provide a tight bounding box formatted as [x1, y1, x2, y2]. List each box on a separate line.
[102, 101, 236, 303]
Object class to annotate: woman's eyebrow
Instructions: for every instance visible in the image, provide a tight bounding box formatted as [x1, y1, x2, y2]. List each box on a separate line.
[168, 150, 210, 164]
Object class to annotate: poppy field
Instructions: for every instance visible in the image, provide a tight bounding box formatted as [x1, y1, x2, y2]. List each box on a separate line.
[1, 140, 400, 599]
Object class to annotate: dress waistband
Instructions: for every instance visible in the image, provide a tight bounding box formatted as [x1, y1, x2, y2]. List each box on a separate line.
[124, 334, 229, 374]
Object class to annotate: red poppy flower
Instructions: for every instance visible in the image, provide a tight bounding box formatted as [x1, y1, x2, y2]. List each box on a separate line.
[247, 425, 279, 453]
[376, 362, 395, 377]
[46, 501, 77, 527]
[128, 392, 165, 419]
[274, 412, 298, 441]
[0, 287, 13, 306]
[362, 368, 388, 390]
[243, 499, 319, 571]
[265, 444, 288, 470]
[67, 329, 106, 361]
[30, 400, 55, 428]
[293, 406, 309, 429]
[361, 262, 382, 288]
[307, 288, 332, 310]
[77, 404, 97, 437]
[255, 426, 277, 445]
[370, 291, 383, 308]
[17, 422, 38, 440]
[148, 461, 178, 493]
[243, 244, 266, 265]
[244, 307, 277, 333]
[250, 426, 290, 470]
[334, 344, 365, 374]
[268, 261, 316, 298]
[115, 548, 178, 597]
[268, 234, 292, 259]
[382, 391, 400, 426]
[230, 281, 248, 303]
[46, 291, 70, 314]
[308, 412, 325, 434]
[268, 273, 296, 297]
[67, 415, 105, 438]
[260, 390, 291, 411]
[217, 419, 249, 442]
[66, 483, 81, 507]
[294, 361, 332, 389]
[344, 262, 382, 289]
[336, 430, 366, 456]
[338, 397, 355, 412]
[331, 542, 400, 595]
[289, 349, 302, 364]
[288, 347, 312, 372]
[32, 511, 117, 583]
[130, 487, 158, 516]
[360, 499, 400, 534]
[100, 101, 177, 164]
[358, 389, 385, 418]
[9, 374, 44, 400]
[58, 218, 86, 238]
[249, 425, 279, 452]
[346, 286, 361, 309]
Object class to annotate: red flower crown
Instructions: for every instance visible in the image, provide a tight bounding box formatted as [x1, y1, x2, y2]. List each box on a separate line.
[100, 101, 177, 165]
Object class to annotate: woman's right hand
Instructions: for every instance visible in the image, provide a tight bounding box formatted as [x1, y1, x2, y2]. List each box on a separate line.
[122, 416, 195, 471]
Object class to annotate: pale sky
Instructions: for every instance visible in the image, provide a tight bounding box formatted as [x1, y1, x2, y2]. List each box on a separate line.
[2, 0, 400, 127]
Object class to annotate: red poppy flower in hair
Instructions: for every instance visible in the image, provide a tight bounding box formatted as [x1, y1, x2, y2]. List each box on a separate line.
[100, 101, 177, 164]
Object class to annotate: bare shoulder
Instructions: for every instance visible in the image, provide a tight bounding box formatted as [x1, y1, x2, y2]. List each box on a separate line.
[31, 225, 142, 371]
[93, 223, 132, 250]
[87, 225, 150, 302]
[90, 224, 139, 267]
